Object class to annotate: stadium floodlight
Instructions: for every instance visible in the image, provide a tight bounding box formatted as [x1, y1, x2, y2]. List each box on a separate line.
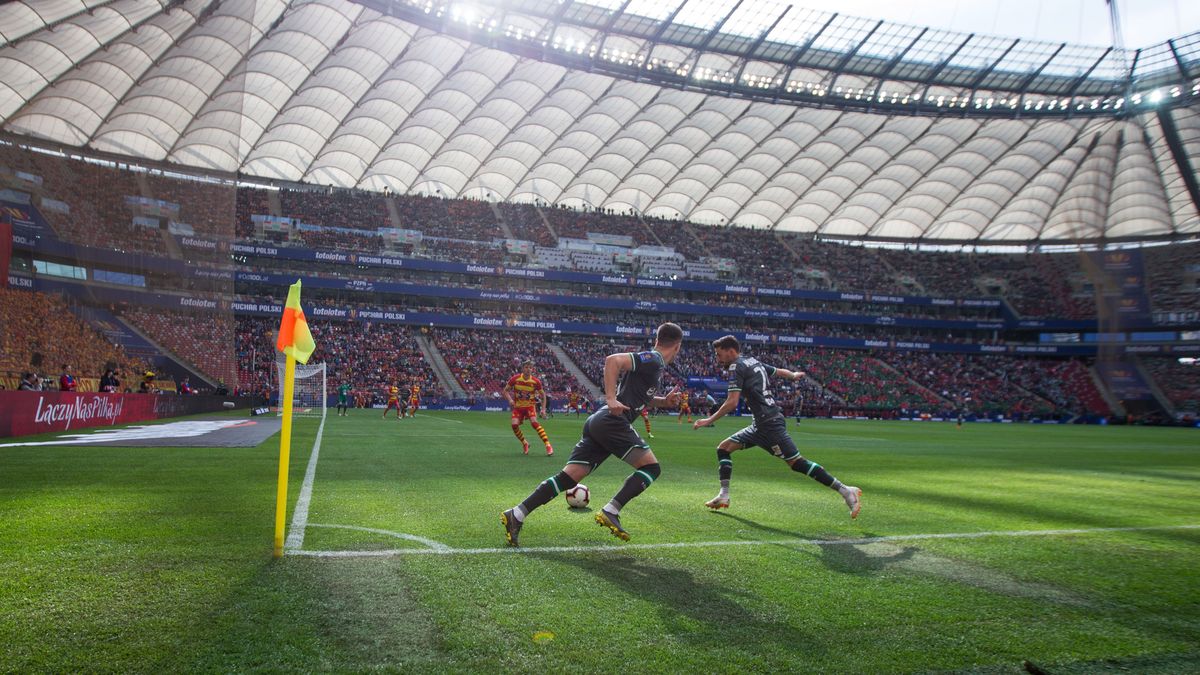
[1148, 89, 1163, 103]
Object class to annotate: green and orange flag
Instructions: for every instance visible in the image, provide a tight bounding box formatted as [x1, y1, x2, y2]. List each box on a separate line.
[276, 279, 316, 364]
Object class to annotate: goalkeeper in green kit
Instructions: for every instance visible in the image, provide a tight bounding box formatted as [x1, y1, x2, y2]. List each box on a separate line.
[336, 380, 352, 417]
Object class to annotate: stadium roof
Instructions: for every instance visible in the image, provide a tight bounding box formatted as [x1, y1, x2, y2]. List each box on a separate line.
[0, 0, 1198, 242]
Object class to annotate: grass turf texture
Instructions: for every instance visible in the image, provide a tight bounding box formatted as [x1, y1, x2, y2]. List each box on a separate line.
[1, 411, 1198, 673]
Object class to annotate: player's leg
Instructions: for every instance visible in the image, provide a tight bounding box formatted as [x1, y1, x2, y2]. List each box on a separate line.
[502, 421, 603, 546]
[529, 412, 552, 455]
[641, 409, 653, 437]
[768, 419, 861, 519]
[590, 417, 658, 541]
[708, 426, 757, 509]
[511, 410, 529, 454]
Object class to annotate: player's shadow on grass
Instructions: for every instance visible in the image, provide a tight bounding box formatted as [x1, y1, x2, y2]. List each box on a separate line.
[534, 552, 822, 657]
[706, 512, 912, 575]
[809, 543, 920, 575]
[708, 510, 812, 539]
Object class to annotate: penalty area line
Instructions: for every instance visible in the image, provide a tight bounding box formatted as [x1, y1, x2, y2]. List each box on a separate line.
[287, 523, 1200, 558]
[283, 412, 327, 551]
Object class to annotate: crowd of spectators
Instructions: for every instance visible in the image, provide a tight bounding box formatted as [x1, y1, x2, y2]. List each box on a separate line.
[123, 308, 238, 389]
[1145, 242, 1200, 313]
[0, 287, 147, 390]
[429, 328, 578, 403]
[1142, 357, 1200, 414]
[234, 317, 443, 404]
[7, 148, 1198, 321]
[498, 202, 556, 247]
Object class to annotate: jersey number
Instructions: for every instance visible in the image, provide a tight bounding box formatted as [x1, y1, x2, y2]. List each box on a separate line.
[753, 365, 776, 406]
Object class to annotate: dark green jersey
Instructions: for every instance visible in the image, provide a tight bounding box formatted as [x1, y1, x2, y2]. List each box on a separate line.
[726, 356, 782, 424]
[604, 350, 666, 423]
[337, 383, 351, 402]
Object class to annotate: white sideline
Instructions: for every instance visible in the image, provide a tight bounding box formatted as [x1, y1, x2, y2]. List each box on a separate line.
[287, 523, 1200, 558]
[283, 413, 326, 551]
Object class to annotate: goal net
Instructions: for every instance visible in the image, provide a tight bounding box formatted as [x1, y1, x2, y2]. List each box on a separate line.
[275, 353, 327, 418]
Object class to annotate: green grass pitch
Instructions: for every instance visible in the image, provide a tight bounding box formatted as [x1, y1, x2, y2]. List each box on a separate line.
[1, 410, 1198, 673]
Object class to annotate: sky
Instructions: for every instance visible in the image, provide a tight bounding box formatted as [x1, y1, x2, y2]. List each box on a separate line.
[790, 0, 1198, 48]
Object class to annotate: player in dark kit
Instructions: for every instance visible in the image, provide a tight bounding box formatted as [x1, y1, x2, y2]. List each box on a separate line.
[501, 323, 685, 546]
[694, 335, 862, 518]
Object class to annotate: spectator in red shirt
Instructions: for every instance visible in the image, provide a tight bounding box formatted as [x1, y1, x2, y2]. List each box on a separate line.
[59, 365, 77, 392]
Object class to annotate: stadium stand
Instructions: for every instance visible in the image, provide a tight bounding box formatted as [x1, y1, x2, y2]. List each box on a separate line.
[0, 287, 147, 390]
[123, 308, 238, 389]
[234, 316, 443, 404]
[429, 328, 578, 402]
[1142, 358, 1200, 414]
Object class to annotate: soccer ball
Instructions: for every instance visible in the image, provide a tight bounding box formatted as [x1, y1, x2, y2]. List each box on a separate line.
[565, 484, 590, 509]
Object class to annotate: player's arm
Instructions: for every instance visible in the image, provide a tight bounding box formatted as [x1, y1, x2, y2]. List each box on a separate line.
[650, 386, 682, 408]
[502, 376, 516, 406]
[772, 367, 806, 381]
[538, 383, 548, 414]
[694, 390, 739, 428]
[602, 352, 635, 415]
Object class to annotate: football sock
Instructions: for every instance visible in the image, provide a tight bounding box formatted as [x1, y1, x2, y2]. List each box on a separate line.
[532, 422, 550, 445]
[791, 456, 837, 487]
[717, 450, 733, 497]
[512, 425, 526, 444]
[606, 463, 661, 514]
[518, 471, 578, 517]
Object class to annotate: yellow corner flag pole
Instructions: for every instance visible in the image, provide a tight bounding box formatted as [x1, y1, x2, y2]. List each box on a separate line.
[274, 351, 296, 558]
[273, 279, 316, 558]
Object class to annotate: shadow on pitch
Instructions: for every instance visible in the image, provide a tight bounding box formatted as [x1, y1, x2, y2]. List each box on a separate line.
[707, 510, 811, 539]
[705, 511, 917, 576]
[534, 551, 822, 658]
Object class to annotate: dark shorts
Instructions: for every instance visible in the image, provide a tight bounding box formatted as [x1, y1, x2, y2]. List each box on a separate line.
[726, 416, 800, 461]
[567, 408, 651, 470]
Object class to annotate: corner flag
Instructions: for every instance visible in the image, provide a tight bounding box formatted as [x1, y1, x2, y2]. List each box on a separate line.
[273, 279, 317, 558]
[276, 280, 315, 364]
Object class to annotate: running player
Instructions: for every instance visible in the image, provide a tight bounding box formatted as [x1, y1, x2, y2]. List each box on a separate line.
[382, 384, 404, 419]
[407, 383, 420, 418]
[336, 380, 352, 417]
[504, 360, 553, 456]
[640, 408, 654, 438]
[677, 389, 693, 424]
[694, 335, 861, 518]
[501, 323, 684, 546]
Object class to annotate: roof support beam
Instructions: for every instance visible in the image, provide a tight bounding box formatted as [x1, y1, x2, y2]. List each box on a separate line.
[1155, 108, 1200, 233]
[916, 33, 974, 104]
[786, 12, 838, 70]
[870, 27, 928, 100]
[1065, 46, 1114, 99]
[732, 5, 792, 87]
[1166, 38, 1192, 81]
[825, 20, 884, 93]
[1012, 42, 1066, 96]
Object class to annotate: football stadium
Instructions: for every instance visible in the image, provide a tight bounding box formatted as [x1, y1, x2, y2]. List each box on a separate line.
[1, 0, 1199, 670]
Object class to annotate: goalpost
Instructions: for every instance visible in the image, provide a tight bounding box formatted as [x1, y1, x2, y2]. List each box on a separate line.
[275, 352, 327, 418]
